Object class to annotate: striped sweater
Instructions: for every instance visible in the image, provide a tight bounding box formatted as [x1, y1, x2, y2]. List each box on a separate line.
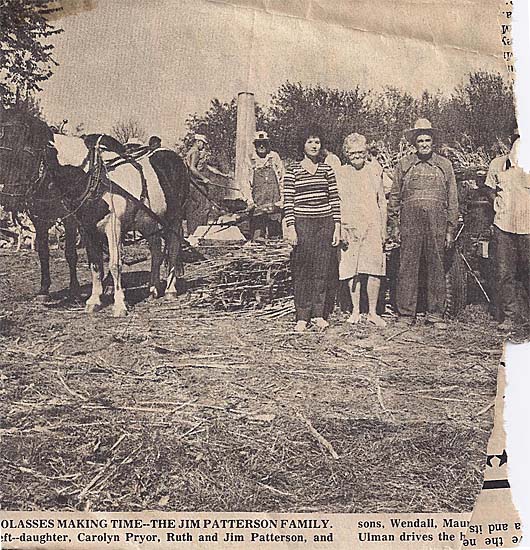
[283, 162, 341, 227]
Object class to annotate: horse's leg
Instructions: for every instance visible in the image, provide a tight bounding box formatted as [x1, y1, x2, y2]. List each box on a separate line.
[34, 219, 51, 300]
[63, 217, 81, 299]
[165, 222, 184, 299]
[105, 216, 127, 317]
[147, 229, 163, 299]
[85, 228, 104, 314]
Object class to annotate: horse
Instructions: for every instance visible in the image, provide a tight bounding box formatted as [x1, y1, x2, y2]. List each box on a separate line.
[0, 106, 189, 316]
[0, 106, 81, 301]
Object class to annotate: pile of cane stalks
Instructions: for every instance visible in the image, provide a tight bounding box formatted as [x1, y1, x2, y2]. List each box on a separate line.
[188, 241, 294, 317]
[187, 140, 509, 315]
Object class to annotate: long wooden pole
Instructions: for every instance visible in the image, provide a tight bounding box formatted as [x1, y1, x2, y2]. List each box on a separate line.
[232, 91, 256, 202]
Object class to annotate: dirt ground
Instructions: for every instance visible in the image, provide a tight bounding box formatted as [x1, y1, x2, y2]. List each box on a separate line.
[0, 245, 505, 513]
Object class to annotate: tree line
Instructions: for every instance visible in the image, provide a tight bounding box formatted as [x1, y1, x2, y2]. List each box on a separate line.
[0, 0, 62, 104]
[180, 72, 516, 172]
[1, 2, 516, 173]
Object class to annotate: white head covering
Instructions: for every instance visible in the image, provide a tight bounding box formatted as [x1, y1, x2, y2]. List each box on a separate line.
[254, 131, 269, 142]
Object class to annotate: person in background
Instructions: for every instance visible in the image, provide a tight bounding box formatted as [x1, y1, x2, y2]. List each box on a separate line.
[248, 131, 284, 239]
[388, 118, 458, 328]
[283, 126, 341, 333]
[336, 133, 390, 327]
[322, 148, 342, 173]
[185, 134, 211, 235]
[484, 129, 530, 331]
[148, 135, 162, 150]
[186, 134, 210, 186]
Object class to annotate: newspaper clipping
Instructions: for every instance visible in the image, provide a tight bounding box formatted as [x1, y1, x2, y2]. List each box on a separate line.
[0, 0, 527, 548]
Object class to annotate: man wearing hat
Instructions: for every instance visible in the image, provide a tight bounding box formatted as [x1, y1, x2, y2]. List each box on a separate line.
[247, 130, 285, 239]
[186, 134, 210, 186]
[388, 118, 459, 327]
[185, 134, 212, 234]
[484, 128, 530, 330]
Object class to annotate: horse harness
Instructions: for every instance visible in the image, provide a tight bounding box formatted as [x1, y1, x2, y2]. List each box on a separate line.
[86, 138, 183, 240]
[0, 122, 185, 242]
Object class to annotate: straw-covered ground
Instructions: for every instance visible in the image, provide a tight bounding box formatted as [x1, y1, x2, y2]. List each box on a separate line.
[0, 244, 505, 513]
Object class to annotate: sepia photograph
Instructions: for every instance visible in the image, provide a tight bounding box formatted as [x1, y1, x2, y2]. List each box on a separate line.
[0, 0, 526, 522]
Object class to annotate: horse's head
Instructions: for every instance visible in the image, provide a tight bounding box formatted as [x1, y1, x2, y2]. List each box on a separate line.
[0, 107, 54, 211]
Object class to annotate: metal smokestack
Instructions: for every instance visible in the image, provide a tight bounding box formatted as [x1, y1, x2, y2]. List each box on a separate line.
[232, 91, 256, 202]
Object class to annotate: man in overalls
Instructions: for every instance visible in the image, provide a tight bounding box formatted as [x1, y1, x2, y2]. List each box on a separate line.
[388, 119, 459, 327]
[248, 131, 284, 240]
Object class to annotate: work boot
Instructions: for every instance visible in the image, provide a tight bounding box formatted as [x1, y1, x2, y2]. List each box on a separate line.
[396, 315, 414, 326]
[294, 320, 308, 333]
[425, 314, 447, 329]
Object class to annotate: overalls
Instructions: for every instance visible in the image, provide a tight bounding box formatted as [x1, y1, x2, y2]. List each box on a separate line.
[250, 160, 281, 239]
[397, 161, 449, 317]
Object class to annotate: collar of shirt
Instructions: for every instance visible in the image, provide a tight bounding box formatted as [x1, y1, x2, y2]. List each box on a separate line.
[499, 153, 521, 171]
[504, 150, 519, 170]
[401, 151, 449, 177]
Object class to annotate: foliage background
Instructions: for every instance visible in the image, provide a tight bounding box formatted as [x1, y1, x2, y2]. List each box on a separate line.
[179, 71, 516, 172]
[0, 0, 62, 105]
[0, 3, 516, 171]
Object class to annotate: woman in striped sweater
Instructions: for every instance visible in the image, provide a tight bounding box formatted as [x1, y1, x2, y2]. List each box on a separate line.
[283, 127, 341, 332]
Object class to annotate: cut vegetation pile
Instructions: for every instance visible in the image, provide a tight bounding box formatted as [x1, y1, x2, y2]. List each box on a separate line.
[188, 242, 293, 312]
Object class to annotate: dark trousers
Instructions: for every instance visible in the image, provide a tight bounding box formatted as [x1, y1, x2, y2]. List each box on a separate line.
[494, 227, 530, 321]
[324, 249, 339, 318]
[249, 214, 282, 240]
[291, 216, 334, 321]
[397, 205, 446, 317]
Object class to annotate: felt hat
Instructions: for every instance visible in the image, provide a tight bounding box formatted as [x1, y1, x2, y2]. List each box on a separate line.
[404, 118, 441, 143]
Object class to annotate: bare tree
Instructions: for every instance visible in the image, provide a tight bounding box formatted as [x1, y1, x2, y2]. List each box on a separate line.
[111, 118, 147, 144]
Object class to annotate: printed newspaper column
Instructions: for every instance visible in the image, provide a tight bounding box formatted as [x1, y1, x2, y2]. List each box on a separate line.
[500, 0, 514, 79]
[463, 359, 521, 549]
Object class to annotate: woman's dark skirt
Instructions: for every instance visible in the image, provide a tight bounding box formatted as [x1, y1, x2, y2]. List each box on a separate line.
[291, 216, 336, 321]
